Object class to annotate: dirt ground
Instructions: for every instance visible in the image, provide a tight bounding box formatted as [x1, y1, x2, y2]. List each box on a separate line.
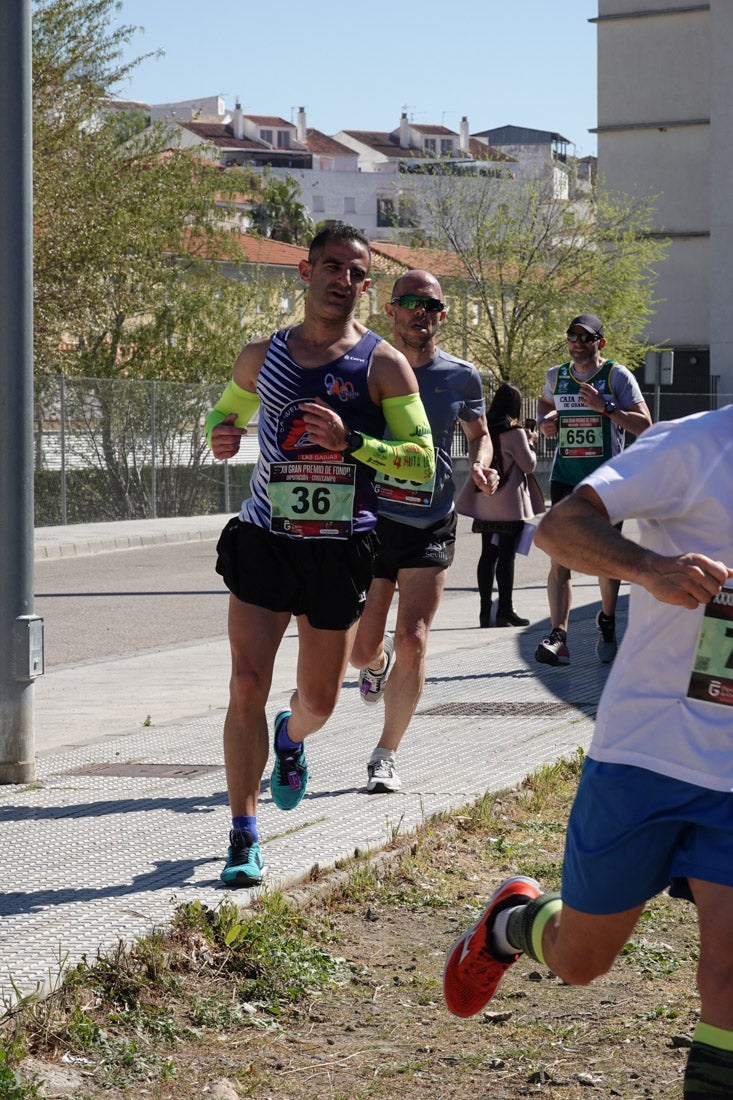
[16, 769, 700, 1100]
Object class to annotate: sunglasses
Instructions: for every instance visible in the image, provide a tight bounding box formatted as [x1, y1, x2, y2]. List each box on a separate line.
[391, 294, 445, 313]
[567, 331, 600, 344]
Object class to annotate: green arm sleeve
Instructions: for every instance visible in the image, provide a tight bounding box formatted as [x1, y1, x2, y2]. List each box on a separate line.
[204, 380, 260, 447]
[350, 392, 435, 484]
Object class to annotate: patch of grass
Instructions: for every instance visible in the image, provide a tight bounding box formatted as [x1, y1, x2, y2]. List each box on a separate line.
[4, 751, 701, 1100]
[0, 1044, 40, 1098]
[620, 938, 680, 979]
[4, 892, 347, 1092]
[326, 858, 382, 907]
[519, 747, 585, 813]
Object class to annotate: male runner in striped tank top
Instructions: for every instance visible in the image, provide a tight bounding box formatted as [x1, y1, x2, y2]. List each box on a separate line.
[205, 224, 435, 887]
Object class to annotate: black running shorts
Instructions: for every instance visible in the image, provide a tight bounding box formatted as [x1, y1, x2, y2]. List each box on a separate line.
[215, 517, 378, 630]
[372, 511, 457, 583]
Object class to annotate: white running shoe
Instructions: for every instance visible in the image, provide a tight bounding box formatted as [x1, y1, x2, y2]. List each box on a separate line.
[358, 633, 394, 704]
[366, 755, 402, 793]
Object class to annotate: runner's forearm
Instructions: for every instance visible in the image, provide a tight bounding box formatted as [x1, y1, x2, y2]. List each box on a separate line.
[351, 393, 435, 483]
[535, 490, 643, 581]
[205, 380, 260, 446]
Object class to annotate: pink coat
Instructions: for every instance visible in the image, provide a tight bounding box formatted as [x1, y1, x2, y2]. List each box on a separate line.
[488, 426, 539, 521]
[456, 425, 540, 524]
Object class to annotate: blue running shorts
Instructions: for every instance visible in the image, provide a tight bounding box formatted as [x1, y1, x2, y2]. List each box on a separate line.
[562, 758, 733, 912]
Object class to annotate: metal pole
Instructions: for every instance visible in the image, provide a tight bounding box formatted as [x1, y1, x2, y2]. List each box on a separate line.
[150, 379, 157, 518]
[60, 374, 67, 524]
[0, 0, 39, 782]
[462, 280, 468, 360]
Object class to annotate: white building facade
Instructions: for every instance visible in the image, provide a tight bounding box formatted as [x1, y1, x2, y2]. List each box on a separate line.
[596, 0, 733, 404]
[148, 100, 518, 241]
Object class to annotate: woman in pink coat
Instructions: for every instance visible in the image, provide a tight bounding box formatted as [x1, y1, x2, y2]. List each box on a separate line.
[473, 383, 539, 627]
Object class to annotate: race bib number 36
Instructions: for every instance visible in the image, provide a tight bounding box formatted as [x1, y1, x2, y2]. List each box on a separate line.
[687, 587, 733, 707]
[268, 460, 356, 538]
[559, 413, 604, 459]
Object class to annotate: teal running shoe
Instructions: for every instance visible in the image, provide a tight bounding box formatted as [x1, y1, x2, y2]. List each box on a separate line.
[270, 709, 309, 810]
[220, 828, 264, 888]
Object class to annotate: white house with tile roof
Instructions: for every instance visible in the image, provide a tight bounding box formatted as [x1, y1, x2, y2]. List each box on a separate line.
[144, 99, 598, 240]
[335, 113, 513, 176]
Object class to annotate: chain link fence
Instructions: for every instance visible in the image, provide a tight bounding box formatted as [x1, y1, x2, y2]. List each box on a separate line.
[33, 376, 257, 526]
[33, 375, 729, 526]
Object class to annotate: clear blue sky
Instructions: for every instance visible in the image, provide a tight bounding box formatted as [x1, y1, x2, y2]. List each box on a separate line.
[114, 0, 599, 157]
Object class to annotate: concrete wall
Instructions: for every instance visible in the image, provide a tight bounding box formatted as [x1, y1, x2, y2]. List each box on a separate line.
[597, 0, 733, 396]
[268, 166, 397, 239]
[647, 236, 709, 348]
[709, 3, 733, 393]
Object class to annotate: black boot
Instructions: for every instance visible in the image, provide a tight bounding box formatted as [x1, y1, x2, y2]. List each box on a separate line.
[496, 608, 530, 627]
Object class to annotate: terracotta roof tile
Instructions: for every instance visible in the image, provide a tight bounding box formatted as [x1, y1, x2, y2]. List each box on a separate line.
[238, 235, 308, 265]
[306, 128, 357, 156]
[408, 124, 457, 136]
[467, 138, 516, 163]
[340, 130, 405, 158]
[245, 114, 292, 128]
[368, 241, 464, 279]
[180, 121, 265, 149]
[178, 229, 307, 267]
[340, 129, 513, 165]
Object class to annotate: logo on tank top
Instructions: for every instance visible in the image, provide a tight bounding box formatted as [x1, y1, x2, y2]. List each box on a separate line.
[325, 373, 359, 402]
[280, 417, 312, 452]
[279, 400, 320, 454]
[278, 400, 343, 461]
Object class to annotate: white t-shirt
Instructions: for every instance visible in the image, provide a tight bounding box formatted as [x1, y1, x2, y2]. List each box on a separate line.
[579, 406, 733, 791]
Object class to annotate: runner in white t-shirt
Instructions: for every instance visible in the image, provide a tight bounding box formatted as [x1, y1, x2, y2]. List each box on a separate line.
[442, 405, 733, 1100]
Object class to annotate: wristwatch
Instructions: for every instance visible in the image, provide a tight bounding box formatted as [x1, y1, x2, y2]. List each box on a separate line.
[344, 428, 364, 454]
[604, 400, 617, 416]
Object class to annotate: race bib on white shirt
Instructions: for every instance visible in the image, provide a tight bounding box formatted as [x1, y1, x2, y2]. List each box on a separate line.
[687, 586, 733, 708]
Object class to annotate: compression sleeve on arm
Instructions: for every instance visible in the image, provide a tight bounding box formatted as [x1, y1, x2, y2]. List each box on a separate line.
[204, 380, 260, 447]
[350, 391, 435, 484]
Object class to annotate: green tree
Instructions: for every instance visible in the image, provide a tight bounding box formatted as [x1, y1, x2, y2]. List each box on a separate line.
[248, 174, 315, 246]
[32, 0, 297, 385]
[31, 0, 306, 519]
[412, 174, 669, 395]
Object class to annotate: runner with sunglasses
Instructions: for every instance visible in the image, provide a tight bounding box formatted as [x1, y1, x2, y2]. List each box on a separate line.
[349, 270, 496, 794]
[534, 313, 652, 666]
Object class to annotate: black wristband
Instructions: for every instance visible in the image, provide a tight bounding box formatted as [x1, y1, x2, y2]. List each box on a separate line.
[344, 429, 364, 454]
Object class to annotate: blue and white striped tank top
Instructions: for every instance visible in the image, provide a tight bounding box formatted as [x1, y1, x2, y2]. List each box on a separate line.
[240, 327, 386, 538]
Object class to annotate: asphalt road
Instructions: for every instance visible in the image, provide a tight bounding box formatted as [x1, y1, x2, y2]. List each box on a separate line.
[33, 517, 551, 670]
[34, 537, 229, 669]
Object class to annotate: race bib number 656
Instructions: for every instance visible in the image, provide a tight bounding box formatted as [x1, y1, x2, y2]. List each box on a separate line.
[558, 413, 604, 459]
